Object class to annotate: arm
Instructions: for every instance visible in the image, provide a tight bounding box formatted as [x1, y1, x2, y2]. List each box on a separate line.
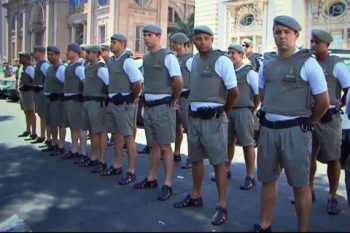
[131, 81, 142, 104]
[310, 91, 329, 123]
[224, 87, 239, 115]
[171, 76, 183, 105]
[341, 87, 349, 107]
[253, 95, 260, 112]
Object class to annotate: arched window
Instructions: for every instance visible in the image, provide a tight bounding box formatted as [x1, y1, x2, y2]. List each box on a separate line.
[135, 0, 152, 7]
[240, 13, 255, 26]
[324, 1, 347, 17]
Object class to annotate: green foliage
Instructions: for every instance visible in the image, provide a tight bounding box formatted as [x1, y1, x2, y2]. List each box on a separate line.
[167, 13, 194, 44]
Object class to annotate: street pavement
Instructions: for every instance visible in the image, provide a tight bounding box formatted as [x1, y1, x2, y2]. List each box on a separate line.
[0, 99, 349, 232]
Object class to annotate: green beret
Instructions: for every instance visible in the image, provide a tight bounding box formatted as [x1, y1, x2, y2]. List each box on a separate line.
[143, 24, 162, 34]
[311, 29, 333, 43]
[111, 33, 128, 41]
[228, 44, 244, 54]
[80, 44, 87, 51]
[171, 33, 189, 44]
[47, 45, 60, 54]
[67, 43, 82, 53]
[84, 44, 101, 53]
[193, 25, 214, 36]
[273, 15, 302, 32]
[100, 44, 111, 51]
[242, 39, 253, 47]
[33, 46, 46, 53]
[19, 51, 31, 58]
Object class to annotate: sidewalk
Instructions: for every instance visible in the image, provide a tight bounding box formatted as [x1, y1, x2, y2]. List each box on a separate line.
[0, 99, 349, 232]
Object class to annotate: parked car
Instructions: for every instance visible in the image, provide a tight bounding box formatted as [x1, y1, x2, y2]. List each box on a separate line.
[2, 76, 19, 101]
[0, 67, 6, 99]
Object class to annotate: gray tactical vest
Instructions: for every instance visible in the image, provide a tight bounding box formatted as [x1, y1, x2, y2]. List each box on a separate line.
[63, 61, 83, 94]
[235, 64, 254, 108]
[248, 53, 262, 71]
[44, 64, 65, 94]
[178, 53, 192, 89]
[33, 60, 46, 86]
[107, 53, 132, 94]
[190, 50, 227, 104]
[318, 55, 343, 107]
[19, 64, 34, 87]
[83, 62, 108, 97]
[143, 48, 172, 94]
[262, 50, 313, 116]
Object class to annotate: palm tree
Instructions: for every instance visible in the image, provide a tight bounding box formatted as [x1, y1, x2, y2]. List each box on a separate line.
[167, 12, 194, 46]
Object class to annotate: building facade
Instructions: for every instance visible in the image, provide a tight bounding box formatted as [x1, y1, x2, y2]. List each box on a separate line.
[2, 0, 195, 63]
[195, 0, 350, 53]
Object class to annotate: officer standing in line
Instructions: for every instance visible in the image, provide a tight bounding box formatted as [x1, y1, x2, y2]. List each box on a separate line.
[170, 32, 193, 169]
[17, 51, 36, 140]
[61, 43, 88, 162]
[252, 16, 329, 232]
[104, 33, 143, 185]
[133, 24, 183, 201]
[80, 45, 109, 174]
[100, 44, 111, 63]
[174, 26, 239, 226]
[242, 38, 262, 71]
[79, 44, 89, 67]
[219, 44, 259, 190]
[32, 46, 50, 144]
[308, 29, 350, 215]
[42, 46, 67, 156]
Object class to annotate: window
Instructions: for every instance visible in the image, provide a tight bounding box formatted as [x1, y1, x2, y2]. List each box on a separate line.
[168, 7, 180, 23]
[325, 1, 346, 17]
[135, 26, 145, 53]
[347, 29, 350, 39]
[240, 13, 255, 26]
[11, 15, 15, 31]
[18, 12, 23, 29]
[135, 0, 151, 7]
[99, 25, 106, 44]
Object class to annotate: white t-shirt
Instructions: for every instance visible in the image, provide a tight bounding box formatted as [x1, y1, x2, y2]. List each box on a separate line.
[24, 66, 35, 79]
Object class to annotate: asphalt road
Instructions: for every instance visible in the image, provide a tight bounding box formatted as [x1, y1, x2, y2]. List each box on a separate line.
[0, 99, 349, 232]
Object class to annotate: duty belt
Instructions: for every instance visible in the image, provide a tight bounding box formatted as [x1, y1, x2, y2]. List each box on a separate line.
[144, 96, 171, 108]
[260, 117, 312, 130]
[33, 86, 44, 93]
[64, 94, 84, 102]
[180, 90, 190, 99]
[19, 85, 34, 92]
[189, 106, 224, 119]
[47, 93, 64, 102]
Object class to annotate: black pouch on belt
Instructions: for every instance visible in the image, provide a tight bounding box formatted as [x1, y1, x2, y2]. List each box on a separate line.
[320, 109, 332, 123]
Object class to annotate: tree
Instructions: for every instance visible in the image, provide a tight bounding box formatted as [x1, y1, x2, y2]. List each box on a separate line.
[167, 12, 194, 46]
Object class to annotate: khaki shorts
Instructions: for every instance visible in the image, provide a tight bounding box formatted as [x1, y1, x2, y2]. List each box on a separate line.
[143, 104, 176, 145]
[227, 108, 254, 146]
[106, 103, 136, 136]
[176, 96, 190, 131]
[82, 100, 107, 133]
[34, 91, 47, 118]
[188, 113, 228, 166]
[312, 114, 342, 163]
[45, 99, 66, 128]
[20, 91, 35, 111]
[257, 125, 312, 188]
[65, 99, 85, 130]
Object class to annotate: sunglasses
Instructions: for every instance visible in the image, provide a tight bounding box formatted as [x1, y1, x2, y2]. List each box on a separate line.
[242, 44, 249, 48]
[310, 40, 319, 44]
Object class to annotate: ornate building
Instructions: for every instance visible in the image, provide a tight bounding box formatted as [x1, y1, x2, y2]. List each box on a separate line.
[1, 0, 195, 63]
[195, 0, 350, 52]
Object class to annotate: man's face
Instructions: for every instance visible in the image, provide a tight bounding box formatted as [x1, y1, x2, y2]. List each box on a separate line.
[227, 49, 243, 64]
[110, 40, 123, 54]
[310, 37, 329, 56]
[144, 32, 160, 49]
[273, 24, 299, 52]
[85, 51, 99, 62]
[101, 50, 110, 60]
[193, 33, 213, 53]
[19, 56, 28, 65]
[242, 43, 252, 55]
[170, 42, 183, 52]
[65, 49, 76, 61]
[47, 51, 59, 64]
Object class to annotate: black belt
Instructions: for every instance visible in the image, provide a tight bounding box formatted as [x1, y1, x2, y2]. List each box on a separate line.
[110, 93, 133, 105]
[19, 85, 34, 92]
[64, 94, 84, 102]
[33, 86, 44, 93]
[261, 117, 311, 130]
[84, 96, 106, 102]
[47, 93, 64, 102]
[189, 106, 224, 119]
[180, 90, 190, 99]
[144, 96, 171, 107]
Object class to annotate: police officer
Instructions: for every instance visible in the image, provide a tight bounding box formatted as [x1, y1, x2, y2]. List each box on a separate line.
[43, 45, 67, 156]
[174, 26, 239, 226]
[104, 33, 143, 185]
[32, 46, 50, 144]
[133, 24, 183, 201]
[62, 43, 88, 162]
[17, 51, 37, 140]
[241, 38, 262, 71]
[170, 32, 193, 169]
[100, 44, 111, 63]
[309, 29, 350, 215]
[224, 44, 260, 190]
[253, 16, 329, 232]
[80, 45, 109, 174]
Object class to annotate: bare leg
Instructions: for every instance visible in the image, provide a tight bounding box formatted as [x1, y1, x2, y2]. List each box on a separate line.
[79, 129, 87, 155]
[112, 132, 124, 169]
[100, 132, 108, 163]
[214, 163, 227, 208]
[191, 160, 204, 198]
[148, 143, 160, 181]
[58, 127, 66, 149]
[294, 185, 312, 232]
[160, 144, 174, 187]
[243, 145, 256, 178]
[259, 181, 278, 229]
[174, 122, 183, 156]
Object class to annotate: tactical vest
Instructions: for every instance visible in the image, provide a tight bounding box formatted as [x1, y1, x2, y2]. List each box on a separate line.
[107, 53, 132, 94]
[262, 50, 313, 116]
[190, 50, 227, 104]
[318, 55, 343, 107]
[177, 53, 192, 89]
[143, 48, 172, 94]
[33, 60, 47, 86]
[235, 64, 254, 108]
[63, 61, 83, 94]
[83, 62, 108, 97]
[44, 64, 65, 94]
[19, 64, 34, 87]
[248, 53, 262, 71]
